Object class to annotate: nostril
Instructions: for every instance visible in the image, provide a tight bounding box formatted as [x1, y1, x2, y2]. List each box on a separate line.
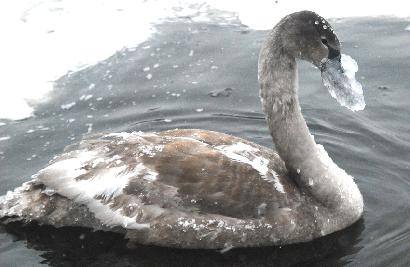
[321, 37, 339, 60]
[328, 46, 341, 60]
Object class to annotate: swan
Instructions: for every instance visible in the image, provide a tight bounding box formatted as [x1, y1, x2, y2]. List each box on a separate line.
[0, 11, 364, 249]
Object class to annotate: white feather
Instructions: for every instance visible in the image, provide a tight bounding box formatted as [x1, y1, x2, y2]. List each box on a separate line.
[37, 149, 150, 230]
[215, 142, 285, 193]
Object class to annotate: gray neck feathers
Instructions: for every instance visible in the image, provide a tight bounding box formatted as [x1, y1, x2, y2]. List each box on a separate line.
[258, 30, 362, 214]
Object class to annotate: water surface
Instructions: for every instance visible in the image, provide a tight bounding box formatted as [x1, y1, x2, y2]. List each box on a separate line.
[0, 17, 409, 266]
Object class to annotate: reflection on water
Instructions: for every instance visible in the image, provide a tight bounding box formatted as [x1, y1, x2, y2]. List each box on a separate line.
[1, 219, 364, 266]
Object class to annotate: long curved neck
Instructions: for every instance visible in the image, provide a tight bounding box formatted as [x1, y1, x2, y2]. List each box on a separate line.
[258, 32, 362, 213]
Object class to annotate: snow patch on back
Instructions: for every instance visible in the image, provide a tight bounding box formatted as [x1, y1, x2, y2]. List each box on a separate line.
[215, 142, 284, 193]
[105, 132, 164, 157]
[216, 142, 268, 174]
[134, 163, 158, 181]
[105, 131, 158, 139]
[268, 170, 285, 193]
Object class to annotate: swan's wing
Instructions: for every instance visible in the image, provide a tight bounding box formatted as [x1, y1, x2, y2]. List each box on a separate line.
[3, 130, 297, 233]
[153, 129, 297, 218]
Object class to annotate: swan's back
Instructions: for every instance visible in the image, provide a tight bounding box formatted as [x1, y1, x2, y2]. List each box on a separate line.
[1, 129, 326, 248]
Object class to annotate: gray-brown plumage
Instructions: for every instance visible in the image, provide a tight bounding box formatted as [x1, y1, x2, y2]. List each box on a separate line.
[0, 11, 363, 249]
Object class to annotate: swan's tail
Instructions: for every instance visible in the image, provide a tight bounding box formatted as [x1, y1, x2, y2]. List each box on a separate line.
[0, 180, 105, 230]
[0, 180, 39, 222]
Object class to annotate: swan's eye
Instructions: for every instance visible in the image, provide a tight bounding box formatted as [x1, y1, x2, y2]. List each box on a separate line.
[321, 38, 328, 46]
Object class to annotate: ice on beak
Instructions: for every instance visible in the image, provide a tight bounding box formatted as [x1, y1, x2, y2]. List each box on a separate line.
[321, 54, 365, 111]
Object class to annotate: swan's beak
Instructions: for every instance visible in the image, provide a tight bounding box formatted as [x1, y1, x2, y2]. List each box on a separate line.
[320, 54, 366, 111]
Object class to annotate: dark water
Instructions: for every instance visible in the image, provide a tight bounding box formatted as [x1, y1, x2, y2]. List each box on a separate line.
[0, 17, 409, 266]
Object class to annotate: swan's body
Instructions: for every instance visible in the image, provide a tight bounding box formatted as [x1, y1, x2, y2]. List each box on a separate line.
[0, 11, 363, 249]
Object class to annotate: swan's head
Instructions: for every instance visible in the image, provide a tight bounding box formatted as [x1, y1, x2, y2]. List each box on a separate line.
[279, 11, 340, 66]
[278, 11, 365, 111]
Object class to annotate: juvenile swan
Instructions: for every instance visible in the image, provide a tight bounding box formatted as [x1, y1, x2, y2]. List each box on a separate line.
[0, 11, 363, 249]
